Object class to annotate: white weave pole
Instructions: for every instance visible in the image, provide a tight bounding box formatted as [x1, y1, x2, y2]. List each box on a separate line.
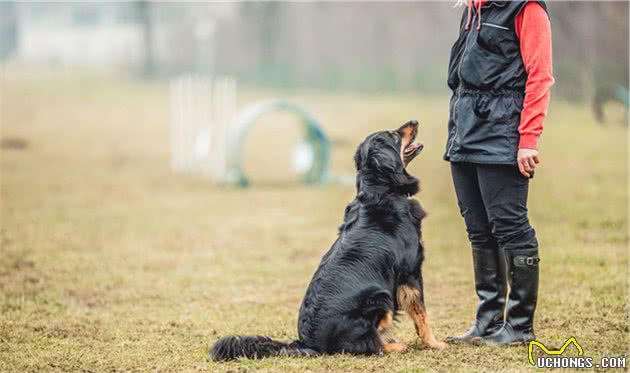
[169, 76, 186, 171]
[193, 76, 211, 176]
[212, 77, 237, 181]
[170, 74, 210, 174]
[182, 75, 195, 171]
[169, 74, 236, 181]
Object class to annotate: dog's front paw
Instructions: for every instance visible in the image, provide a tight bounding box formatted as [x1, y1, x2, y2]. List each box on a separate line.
[383, 342, 408, 353]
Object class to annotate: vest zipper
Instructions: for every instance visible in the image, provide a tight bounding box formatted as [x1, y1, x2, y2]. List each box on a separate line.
[448, 11, 477, 158]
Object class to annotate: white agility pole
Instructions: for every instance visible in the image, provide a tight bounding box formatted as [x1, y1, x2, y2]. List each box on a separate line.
[212, 76, 236, 181]
[169, 74, 236, 181]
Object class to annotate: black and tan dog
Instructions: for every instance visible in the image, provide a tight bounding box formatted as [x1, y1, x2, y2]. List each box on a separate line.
[210, 120, 445, 361]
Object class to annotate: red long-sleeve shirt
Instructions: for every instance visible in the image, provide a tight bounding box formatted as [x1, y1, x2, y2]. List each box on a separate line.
[514, 2, 554, 149]
[473, 0, 554, 149]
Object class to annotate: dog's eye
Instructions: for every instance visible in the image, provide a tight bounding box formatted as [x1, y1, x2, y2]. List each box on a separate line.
[390, 132, 400, 141]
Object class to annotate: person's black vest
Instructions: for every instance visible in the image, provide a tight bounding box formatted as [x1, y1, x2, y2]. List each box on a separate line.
[444, 0, 549, 165]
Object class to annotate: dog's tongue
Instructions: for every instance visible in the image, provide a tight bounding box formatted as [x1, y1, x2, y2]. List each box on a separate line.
[405, 143, 422, 153]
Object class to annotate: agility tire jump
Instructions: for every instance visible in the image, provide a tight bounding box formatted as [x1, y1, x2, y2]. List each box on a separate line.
[221, 100, 331, 187]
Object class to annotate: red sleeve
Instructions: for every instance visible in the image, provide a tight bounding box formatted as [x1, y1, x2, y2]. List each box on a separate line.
[514, 2, 554, 150]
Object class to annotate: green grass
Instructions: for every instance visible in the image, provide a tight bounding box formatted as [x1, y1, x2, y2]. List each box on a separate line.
[1, 68, 628, 372]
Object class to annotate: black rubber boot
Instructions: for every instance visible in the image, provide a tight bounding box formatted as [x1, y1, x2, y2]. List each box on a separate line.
[474, 248, 539, 346]
[446, 247, 507, 344]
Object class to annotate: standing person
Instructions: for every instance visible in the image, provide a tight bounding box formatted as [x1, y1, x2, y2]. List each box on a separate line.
[444, 0, 554, 345]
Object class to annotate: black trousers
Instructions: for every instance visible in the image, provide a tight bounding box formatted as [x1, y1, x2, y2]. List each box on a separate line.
[450, 162, 538, 251]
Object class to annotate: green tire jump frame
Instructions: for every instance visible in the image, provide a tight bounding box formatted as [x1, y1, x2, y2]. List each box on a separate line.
[221, 100, 330, 187]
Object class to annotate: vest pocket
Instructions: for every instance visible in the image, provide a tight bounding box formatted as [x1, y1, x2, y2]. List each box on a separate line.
[476, 25, 514, 56]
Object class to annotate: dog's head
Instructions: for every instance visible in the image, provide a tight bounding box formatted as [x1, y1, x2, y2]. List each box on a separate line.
[354, 120, 423, 196]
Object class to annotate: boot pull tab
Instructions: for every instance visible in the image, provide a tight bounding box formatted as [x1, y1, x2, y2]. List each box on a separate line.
[514, 255, 540, 267]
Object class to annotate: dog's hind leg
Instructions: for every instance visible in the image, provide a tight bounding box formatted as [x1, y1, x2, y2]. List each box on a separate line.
[336, 288, 404, 355]
[397, 284, 446, 349]
[377, 311, 407, 353]
[382, 342, 408, 353]
[377, 310, 394, 333]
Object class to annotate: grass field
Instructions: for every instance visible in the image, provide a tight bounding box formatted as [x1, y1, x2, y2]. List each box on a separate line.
[1, 68, 628, 372]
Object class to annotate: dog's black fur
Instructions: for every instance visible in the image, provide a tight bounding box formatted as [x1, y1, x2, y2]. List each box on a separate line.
[210, 120, 441, 361]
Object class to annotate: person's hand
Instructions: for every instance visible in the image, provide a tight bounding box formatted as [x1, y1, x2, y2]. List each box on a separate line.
[517, 148, 540, 178]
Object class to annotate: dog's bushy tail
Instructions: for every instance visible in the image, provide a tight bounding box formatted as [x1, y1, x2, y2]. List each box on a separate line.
[209, 336, 318, 361]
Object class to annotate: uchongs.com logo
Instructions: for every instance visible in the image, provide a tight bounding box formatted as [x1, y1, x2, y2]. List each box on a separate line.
[528, 337, 627, 369]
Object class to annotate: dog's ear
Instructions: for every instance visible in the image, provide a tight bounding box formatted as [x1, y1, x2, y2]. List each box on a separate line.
[364, 137, 394, 171]
[368, 147, 419, 196]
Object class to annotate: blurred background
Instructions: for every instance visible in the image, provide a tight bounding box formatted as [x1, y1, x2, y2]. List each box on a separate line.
[1, 2, 628, 372]
[2, 1, 627, 184]
[1, 2, 627, 95]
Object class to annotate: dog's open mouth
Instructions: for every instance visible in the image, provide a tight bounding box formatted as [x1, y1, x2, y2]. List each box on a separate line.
[404, 142, 423, 163]
[398, 120, 423, 166]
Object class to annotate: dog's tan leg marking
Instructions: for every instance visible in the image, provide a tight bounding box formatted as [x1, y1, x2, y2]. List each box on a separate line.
[397, 285, 447, 349]
[378, 310, 394, 333]
[377, 311, 403, 347]
[382, 342, 408, 353]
